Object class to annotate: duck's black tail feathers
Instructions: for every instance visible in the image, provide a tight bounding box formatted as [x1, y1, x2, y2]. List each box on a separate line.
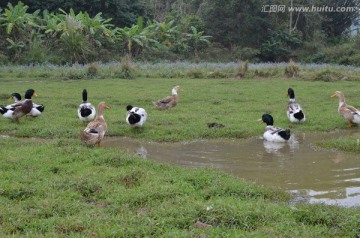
[36, 105, 45, 112]
[278, 129, 291, 141]
[128, 112, 141, 125]
[80, 107, 92, 117]
[0, 106, 8, 115]
[294, 110, 304, 121]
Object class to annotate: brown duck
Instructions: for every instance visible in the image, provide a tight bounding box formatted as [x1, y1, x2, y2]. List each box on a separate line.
[331, 91, 360, 126]
[0, 89, 36, 122]
[153, 85, 181, 110]
[80, 102, 110, 147]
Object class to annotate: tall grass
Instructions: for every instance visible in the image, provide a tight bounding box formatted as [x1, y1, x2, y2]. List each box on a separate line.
[2, 62, 360, 81]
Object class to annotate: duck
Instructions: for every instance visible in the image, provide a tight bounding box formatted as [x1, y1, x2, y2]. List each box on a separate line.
[78, 89, 96, 122]
[126, 105, 147, 128]
[80, 102, 110, 147]
[286, 88, 305, 123]
[331, 91, 360, 126]
[259, 114, 291, 142]
[29, 102, 45, 117]
[0, 89, 36, 122]
[6, 92, 44, 117]
[8, 92, 22, 105]
[153, 85, 181, 110]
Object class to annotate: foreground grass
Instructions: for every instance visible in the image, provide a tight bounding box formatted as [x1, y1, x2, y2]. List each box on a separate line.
[1, 64, 360, 237]
[1, 137, 360, 237]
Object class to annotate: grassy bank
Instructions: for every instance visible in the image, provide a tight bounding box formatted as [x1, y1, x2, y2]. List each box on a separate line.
[1, 137, 360, 237]
[1, 63, 360, 237]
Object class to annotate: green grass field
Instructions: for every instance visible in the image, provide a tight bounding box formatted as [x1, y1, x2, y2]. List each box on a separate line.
[0, 76, 358, 141]
[1, 63, 360, 237]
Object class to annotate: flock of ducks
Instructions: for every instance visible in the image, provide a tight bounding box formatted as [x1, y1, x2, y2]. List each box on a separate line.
[1, 85, 359, 146]
[0, 89, 44, 122]
[0, 85, 180, 147]
[77, 85, 180, 147]
[261, 88, 360, 143]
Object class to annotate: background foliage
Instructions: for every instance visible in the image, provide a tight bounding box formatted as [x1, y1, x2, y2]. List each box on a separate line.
[0, 0, 359, 64]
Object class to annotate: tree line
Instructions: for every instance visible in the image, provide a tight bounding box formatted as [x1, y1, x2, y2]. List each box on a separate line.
[0, 0, 359, 65]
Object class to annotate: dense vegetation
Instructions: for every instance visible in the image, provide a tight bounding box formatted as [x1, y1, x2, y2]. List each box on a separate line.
[0, 0, 360, 65]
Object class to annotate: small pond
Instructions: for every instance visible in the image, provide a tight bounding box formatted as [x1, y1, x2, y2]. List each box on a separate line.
[105, 130, 360, 207]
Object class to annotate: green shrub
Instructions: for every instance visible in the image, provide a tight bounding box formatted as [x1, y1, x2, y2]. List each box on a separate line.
[87, 62, 100, 77]
[233, 47, 260, 62]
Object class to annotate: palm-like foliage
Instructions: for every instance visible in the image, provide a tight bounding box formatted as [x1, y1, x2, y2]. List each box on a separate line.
[43, 8, 116, 63]
[0, 2, 215, 63]
[150, 20, 179, 47]
[115, 23, 149, 56]
[183, 26, 211, 57]
[0, 2, 42, 61]
[0, 2, 40, 36]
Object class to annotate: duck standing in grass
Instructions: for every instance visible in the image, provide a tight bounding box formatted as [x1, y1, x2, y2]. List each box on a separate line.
[126, 105, 147, 128]
[153, 85, 181, 110]
[80, 102, 110, 147]
[286, 88, 305, 123]
[6, 92, 44, 117]
[259, 114, 291, 142]
[0, 89, 36, 122]
[331, 91, 360, 126]
[78, 89, 96, 122]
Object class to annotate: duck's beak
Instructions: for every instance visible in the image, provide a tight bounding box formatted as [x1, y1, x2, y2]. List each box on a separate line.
[7, 97, 12, 101]
[105, 105, 110, 109]
[257, 118, 263, 123]
[330, 93, 337, 98]
[33, 92, 38, 97]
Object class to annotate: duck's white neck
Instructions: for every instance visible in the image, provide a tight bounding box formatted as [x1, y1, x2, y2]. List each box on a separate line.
[172, 89, 178, 95]
[339, 101, 346, 109]
[289, 98, 296, 103]
[265, 125, 274, 130]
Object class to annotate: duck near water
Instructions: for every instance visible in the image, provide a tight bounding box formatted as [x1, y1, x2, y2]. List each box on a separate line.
[78, 89, 96, 122]
[0, 89, 37, 122]
[286, 88, 305, 123]
[153, 85, 181, 110]
[126, 105, 147, 128]
[331, 91, 360, 126]
[80, 102, 110, 147]
[259, 114, 291, 142]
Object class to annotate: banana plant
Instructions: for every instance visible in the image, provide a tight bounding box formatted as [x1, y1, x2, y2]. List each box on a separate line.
[0, 2, 40, 38]
[115, 23, 149, 56]
[147, 20, 179, 47]
[183, 26, 211, 57]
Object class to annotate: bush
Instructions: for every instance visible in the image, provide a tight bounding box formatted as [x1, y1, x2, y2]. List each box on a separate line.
[232, 47, 260, 62]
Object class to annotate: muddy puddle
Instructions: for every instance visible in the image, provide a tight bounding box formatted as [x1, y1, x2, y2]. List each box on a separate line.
[105, 130, 360, 207]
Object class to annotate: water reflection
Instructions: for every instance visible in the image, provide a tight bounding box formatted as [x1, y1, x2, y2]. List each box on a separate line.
[105, 130, 360, 207]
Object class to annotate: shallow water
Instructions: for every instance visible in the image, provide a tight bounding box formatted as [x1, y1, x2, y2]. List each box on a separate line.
[104, 130, 360, 207]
